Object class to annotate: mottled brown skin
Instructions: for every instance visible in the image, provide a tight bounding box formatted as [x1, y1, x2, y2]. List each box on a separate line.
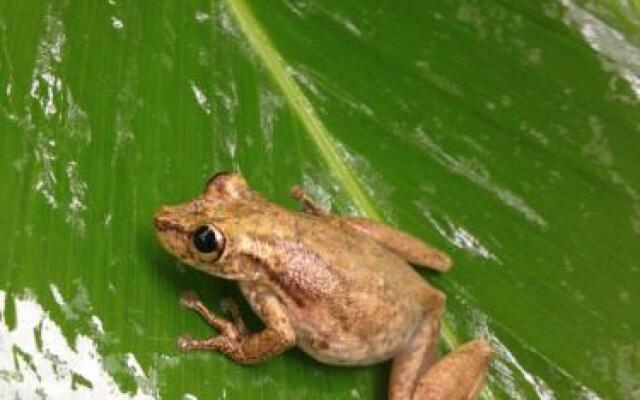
[154, 172, 491, 400]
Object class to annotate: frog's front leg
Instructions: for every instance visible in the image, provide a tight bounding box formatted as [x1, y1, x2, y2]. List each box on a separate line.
[290, 185, 452, 271]
[177, 290, 295, 364]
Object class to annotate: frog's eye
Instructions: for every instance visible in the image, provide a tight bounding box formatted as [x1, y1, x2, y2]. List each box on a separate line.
[192, 225, 225, 256]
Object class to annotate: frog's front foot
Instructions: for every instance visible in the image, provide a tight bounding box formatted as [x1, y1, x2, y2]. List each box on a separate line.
[177, 331, 243, 356]
[177, 333, 194, 351]
[178, 291, 247, 343]
[177, 291, 250, 359]
[221, 297, 248, 336]
[176, 289, 296, 364]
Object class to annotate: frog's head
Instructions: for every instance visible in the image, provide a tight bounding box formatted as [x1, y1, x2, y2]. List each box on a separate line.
[153, 172, 254, 279]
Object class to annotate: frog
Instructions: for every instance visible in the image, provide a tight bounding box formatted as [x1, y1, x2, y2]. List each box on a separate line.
[154, 172, 491, 400]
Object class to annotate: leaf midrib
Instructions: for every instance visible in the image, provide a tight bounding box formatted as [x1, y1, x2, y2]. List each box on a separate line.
[221, 1, 495, 399]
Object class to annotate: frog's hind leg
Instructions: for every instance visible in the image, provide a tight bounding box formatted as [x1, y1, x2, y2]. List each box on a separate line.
[290, 186, 451, 272]
[389, 290, 444, 400]
[389, 289, 491, 400]
[342, 216, 452, 272]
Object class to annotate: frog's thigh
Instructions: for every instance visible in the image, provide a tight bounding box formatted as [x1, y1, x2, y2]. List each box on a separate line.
[290, 186, 452, 272]
[389, 290, 444, 400]
[342, 216, 452, 272]
[412, 339, 491, 400]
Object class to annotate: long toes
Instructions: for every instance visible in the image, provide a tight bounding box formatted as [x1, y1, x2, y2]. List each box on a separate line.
[180, 290, 200, 309]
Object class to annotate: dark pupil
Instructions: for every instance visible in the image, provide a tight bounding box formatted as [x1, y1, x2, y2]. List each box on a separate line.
[193, 226, 217, 253]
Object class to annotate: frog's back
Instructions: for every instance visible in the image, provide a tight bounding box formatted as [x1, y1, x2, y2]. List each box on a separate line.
[244, 207, 438, 366]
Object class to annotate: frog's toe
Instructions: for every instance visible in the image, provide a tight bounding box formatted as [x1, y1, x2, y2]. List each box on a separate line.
[177, 334, 193, 351]
[180, 290, 200, 309]
[221, 298, 248, 336]
[220, 297, 238, 312]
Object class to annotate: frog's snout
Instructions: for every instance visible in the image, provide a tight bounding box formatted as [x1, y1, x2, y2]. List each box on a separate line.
[153, 206, 182, 232]
[153, 208, 170, 230]
[153, 206, 192, 258]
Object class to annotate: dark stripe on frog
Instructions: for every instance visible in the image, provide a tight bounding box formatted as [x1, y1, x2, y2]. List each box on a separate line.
[239, 252, 309, 307]
[154, 218, 190, 233]
[240, 239, 340, 308]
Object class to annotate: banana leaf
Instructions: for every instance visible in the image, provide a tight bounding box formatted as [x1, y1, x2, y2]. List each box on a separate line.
[1, 0, 639, 399]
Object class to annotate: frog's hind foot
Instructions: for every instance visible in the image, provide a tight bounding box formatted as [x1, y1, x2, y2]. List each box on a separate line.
[413, 339, 491, 400]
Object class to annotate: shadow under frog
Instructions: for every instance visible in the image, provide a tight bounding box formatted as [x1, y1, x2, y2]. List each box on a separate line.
[154, 172, 491, 400]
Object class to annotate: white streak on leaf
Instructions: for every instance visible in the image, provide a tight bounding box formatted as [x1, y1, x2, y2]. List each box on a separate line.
[417, 203, 499, 262]
[190, 80, 211, 115]
[413, 127, 547, 228]
[560, 0, 640, 101]
[0, 290, 156, 399]
[65, 161, 88, 236]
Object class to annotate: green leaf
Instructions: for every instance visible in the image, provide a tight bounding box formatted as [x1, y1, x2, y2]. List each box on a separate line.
[1, 0, 639, 399]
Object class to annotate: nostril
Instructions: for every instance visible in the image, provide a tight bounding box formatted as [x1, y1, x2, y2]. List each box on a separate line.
[153, 211, 170, 229]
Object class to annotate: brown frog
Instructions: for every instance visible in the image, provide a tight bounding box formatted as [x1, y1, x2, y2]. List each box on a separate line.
[154, 172, 491, 400]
